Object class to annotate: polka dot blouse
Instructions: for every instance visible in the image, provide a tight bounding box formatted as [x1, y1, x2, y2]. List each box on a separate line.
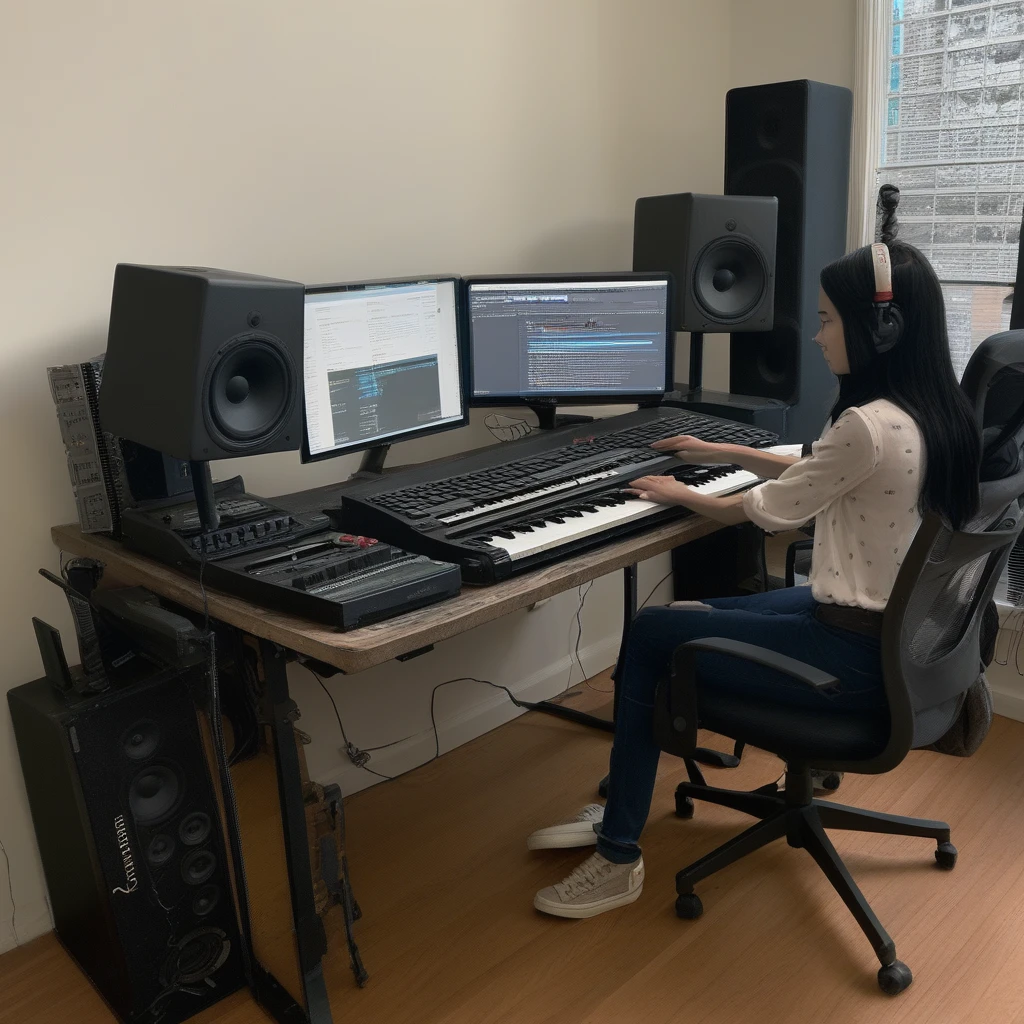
[742, 401, 924, 611]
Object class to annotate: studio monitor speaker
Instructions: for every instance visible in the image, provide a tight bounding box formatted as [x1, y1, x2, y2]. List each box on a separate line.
[633, 192, 777, 333]
[725, 79, 852, 443]
[8, 668, 245, 1024]
[100, 265, 304, 462]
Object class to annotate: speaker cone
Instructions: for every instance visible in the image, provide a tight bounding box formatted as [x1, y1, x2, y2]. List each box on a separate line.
[179, 811, 211, 847]
[192, 885, 221, 917]
[146, 833, 176, 867]
[161, 928, 231, 986]
[206, 335, 295, 451]
[692, 237, 769, 323]
[129, 764, 183, 825]
[120, 720, 160, 761]
[181, 848, 217, 886]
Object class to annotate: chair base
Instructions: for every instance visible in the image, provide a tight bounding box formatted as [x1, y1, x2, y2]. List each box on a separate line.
[674, 768, 954, 994]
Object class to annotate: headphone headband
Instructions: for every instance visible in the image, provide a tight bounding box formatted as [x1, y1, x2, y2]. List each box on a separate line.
[871, 242, 893, 302]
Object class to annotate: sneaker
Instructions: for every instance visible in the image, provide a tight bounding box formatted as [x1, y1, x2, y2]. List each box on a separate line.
[534, 852, 644, 919]
[526, 803, 604, 850]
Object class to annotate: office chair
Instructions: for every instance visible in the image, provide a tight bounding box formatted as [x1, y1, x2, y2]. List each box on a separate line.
[654, 331, 1024, 994]
[655, 507, 1022, 993]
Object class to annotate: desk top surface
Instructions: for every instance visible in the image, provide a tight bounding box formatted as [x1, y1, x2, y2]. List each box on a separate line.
[51, 516, 719, 674]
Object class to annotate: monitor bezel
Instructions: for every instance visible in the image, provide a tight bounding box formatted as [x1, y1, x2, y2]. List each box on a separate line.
[463, 271, 675, 410]
[300, 275, 470, 465]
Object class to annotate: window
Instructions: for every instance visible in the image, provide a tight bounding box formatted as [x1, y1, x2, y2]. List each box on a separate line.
[879, 0, 1021, 378]
[876, 0, 1023, 610]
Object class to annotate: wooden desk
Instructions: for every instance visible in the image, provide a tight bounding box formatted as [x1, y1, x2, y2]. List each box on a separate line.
[51, 513, 721, 673]
[49, 513, 722, 1024]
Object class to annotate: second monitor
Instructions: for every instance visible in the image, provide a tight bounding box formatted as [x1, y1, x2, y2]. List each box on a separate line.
[466, 272, 672, 428]
[302, 276, 467, 470]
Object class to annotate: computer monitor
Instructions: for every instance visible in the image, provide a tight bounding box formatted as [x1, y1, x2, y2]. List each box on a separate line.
[465, 273, 673, 416]
[301, 276, 467, 465]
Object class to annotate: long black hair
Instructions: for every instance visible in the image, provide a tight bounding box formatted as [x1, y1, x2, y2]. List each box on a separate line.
[820, 185, 981, 528]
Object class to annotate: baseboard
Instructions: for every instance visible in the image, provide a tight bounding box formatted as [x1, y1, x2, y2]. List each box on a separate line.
[316, 633, 621, 795]
[990, 672, 1024, 723]
[990, 611, 1024, 723]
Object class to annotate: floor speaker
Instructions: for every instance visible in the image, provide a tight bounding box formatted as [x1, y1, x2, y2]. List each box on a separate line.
[8, 667, 245, 1024]
[633, 192, 777, 333]
[726, 80, 852, 443]
[100, 265, 304, 462]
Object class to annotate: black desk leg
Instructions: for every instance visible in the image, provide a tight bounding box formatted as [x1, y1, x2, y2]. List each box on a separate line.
[259, 641, 334, 1024]
[530, 563, 639, 738]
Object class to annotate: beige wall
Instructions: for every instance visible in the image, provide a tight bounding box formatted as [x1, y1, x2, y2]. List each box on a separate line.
[729, 0, 857, 92]
[0, 0, 735, 952]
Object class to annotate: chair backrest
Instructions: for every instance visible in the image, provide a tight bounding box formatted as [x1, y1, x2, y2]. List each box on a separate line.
[872, 507, 1024, 770]
[867, 331, 1024, 768]
[960, 329, 1024, 483]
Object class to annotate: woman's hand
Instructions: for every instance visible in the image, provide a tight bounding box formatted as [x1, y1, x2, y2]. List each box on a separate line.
[651, 434, 732, 464]
[626, 474, 694, 505]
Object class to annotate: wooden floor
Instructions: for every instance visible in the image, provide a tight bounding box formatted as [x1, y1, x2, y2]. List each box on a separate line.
[4, 675, 1024, 1024]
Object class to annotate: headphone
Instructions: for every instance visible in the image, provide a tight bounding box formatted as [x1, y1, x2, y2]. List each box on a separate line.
[870, 242, 904, 353]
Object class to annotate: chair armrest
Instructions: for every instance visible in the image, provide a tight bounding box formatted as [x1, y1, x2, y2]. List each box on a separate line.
[676, 638, 841, 694]
[785, 538, 814, 587]
[653, 636, 840, 759]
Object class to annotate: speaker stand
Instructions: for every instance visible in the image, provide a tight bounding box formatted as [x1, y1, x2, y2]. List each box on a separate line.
[527, 401, 594, 431]
[189, 460, 221, 532]
[688, 331, 705, 392]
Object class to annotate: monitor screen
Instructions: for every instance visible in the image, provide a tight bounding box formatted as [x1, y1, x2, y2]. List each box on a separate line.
[467, 275, 671, 403]
[302, 278, 465, 461]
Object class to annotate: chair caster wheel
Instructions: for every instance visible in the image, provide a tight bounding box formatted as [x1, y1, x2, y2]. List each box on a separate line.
[675, 795, 694, 819]
[935, 842, 958, 870]
[675, 893, 703, 920]
[598, 775, 609, 799]
[877, 960, 913, 995]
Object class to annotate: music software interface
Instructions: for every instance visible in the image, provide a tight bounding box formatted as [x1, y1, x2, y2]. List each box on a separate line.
[303, 281, 463, 456]
[469, 279, 669, 398]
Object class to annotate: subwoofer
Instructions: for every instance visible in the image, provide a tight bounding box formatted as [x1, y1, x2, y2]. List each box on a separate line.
[8, 667, 245, 1024]
[633, 192, 777, 333]
[726, 79, 852, 443]
[99, 264, 303, 461]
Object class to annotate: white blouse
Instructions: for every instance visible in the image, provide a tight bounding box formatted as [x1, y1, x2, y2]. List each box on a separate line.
[742, 400, 925, 611]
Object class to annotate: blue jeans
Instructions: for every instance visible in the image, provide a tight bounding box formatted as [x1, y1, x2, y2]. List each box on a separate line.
[596, 587, 887, 864]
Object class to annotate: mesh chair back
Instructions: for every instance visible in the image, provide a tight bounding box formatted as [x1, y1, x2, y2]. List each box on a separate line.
[961, 330, 1024, 482]
[881, 507, 1023, 757]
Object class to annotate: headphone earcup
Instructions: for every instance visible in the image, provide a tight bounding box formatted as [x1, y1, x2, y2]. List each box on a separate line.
[873, 304, 904, 354]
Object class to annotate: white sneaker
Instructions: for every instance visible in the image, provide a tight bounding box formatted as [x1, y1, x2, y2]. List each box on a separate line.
[534, 852, 644, 919]
[526, 803, 604, 850]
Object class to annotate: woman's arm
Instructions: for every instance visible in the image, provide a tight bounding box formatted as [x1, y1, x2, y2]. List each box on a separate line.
[651, 435, 800, 480]
[626, 475, 749, 525]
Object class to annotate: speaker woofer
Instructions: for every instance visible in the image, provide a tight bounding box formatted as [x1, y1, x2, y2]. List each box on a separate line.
[192, 885, 221, 917]
[181, 848, 217, 886]
[692, 238, 769, 323]
[128, 764, 183, 825]
[120, 720, 160, 761]
[160, 927, 231, 986]
[205, 335, 295, 452]
[179, 811, 211, 847]
[146, 833, 176, 867]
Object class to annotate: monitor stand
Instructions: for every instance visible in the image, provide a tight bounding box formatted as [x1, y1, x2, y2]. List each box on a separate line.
[348, 444, 391, 480]
[527, 401, 595, 432]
